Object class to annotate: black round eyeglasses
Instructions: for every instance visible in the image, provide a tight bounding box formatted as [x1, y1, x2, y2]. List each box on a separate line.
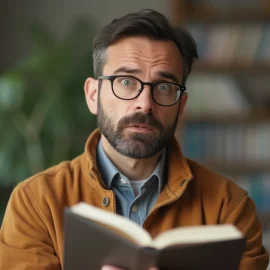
[98, 75, 186, 106]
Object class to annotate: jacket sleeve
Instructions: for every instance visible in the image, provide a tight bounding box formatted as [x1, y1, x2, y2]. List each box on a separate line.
[0, 184, 61, 270]
[223, 194, 269, 270]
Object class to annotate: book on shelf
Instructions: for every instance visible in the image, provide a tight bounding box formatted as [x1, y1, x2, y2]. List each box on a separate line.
[183, 121, 270, 166]
[235, 23, 264, 65]
[187, 22, 270, 65]
[257, 23, 270, 62]
[64, 202, 246, 270]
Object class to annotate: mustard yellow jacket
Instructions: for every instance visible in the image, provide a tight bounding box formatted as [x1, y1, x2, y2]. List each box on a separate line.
[0, 130, 269, 269]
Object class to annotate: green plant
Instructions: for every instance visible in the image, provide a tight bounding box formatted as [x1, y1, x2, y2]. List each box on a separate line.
[0, 18, 97, 187]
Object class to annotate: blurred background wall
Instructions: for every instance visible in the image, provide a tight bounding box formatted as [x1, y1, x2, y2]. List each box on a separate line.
[0, 0, 270, 261]
[0, 0, 169, 73]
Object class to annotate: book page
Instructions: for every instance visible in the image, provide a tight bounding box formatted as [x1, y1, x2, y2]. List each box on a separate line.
[153, 225, 243, 249]
[70, 202, 153, 246]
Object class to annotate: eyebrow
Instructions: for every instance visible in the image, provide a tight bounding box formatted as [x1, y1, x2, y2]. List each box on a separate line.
[157, 71, 179, 84]
[112, 67, 179, 84]
[113, 67, 141, 75]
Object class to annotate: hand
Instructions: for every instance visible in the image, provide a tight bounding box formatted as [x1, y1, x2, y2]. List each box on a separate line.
[101, 265, 158, 270]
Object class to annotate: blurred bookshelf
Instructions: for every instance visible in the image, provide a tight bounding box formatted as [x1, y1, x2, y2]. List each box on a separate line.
[171, 0, 270, 254]
[193, 62, 270, 76]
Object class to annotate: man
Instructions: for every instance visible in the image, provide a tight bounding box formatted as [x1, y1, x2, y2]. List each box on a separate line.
[0, 9, 269, 270]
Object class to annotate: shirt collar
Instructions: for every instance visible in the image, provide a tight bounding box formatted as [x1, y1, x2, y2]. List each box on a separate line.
[96, 140, 166, 193]
[96, 140, 119, 189]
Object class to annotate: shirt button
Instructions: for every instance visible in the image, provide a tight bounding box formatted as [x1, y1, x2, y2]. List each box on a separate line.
[120, 178, 127, 184]
[131, 205, 138, 213]
[102, 197, 110, 207]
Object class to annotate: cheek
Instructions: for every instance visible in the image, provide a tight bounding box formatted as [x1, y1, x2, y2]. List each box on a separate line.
[100, 92, 126, 122]
[158, 107, 179, 126]
[100, 88, 116, 112]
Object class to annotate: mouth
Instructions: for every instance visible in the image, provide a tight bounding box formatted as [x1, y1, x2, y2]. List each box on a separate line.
[126, 124, 154, 133]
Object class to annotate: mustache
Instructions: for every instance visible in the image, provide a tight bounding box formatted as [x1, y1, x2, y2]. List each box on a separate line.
[117, 112, 163, 131]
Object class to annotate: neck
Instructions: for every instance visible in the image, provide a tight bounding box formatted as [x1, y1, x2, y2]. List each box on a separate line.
[101, 136, 162, 180]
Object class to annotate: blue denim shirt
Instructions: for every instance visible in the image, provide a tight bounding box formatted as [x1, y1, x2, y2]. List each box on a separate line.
[96, 140, 166, 226]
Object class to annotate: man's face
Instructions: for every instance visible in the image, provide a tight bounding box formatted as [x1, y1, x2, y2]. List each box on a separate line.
[94, 37, 186, 158]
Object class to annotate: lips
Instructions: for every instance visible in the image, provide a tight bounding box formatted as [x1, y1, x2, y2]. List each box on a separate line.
[128, 124, 154, 130]
[125, 124, 155, 134]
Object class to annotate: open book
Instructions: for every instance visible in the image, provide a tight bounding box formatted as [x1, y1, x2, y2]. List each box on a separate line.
[64, 202, 245, 270]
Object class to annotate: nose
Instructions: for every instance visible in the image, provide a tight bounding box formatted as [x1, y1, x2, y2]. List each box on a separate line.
[132, 85, 155, 113]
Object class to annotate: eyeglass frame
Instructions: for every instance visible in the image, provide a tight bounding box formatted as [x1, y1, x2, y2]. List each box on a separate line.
[97, 75, 187, 107]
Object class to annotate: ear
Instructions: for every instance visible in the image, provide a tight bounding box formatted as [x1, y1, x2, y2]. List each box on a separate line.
[178, 92, 188, 119]
[84, 77, 98, 115]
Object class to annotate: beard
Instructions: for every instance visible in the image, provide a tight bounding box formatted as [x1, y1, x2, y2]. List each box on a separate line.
[97, 98, 178, 159]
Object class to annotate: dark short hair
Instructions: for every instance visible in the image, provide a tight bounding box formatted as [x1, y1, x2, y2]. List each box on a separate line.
[93, 9, 198, 84]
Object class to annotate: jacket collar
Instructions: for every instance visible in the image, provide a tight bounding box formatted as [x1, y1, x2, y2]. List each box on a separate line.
[81, 129, 193, 196]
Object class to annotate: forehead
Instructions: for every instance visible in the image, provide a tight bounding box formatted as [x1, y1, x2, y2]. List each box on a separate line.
[103, 36, 184, 78]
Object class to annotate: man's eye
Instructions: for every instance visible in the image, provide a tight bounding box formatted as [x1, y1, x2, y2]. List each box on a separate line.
[158, 84, 169, 91]
[121, 79, 132, 86]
